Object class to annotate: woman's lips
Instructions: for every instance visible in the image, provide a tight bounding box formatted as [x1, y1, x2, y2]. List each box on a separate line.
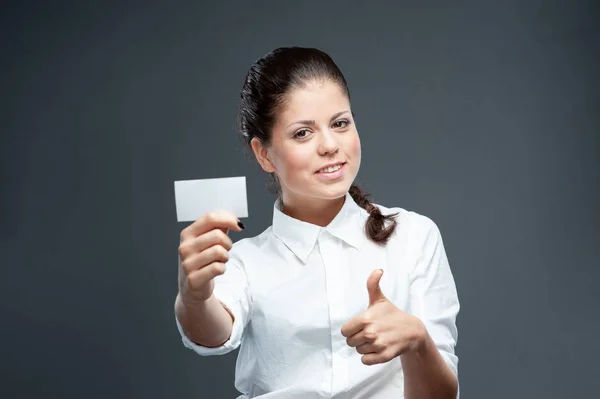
[315, 162, 346, 180]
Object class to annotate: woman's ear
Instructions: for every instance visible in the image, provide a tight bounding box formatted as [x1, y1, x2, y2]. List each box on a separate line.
[251, 137, 276, 173]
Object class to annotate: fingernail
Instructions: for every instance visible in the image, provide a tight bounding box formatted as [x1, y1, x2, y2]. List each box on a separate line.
[237, 220, 245, 230]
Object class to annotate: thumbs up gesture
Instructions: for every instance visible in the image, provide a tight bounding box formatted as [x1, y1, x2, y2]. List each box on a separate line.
[341, 269, 427, 366]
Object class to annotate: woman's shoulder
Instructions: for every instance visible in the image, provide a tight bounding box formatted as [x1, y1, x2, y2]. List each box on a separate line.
[374, 202, 441, 236]
[228, 225, 276, 261]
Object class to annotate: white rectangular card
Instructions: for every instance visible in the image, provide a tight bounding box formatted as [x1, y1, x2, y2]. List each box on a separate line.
[174, 176, 248, 222]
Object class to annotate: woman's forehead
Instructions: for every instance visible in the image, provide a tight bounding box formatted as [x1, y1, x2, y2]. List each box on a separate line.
[278, 80, 350, 121]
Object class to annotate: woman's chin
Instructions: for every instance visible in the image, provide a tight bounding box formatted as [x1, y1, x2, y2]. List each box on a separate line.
[312, 183, 353, 199]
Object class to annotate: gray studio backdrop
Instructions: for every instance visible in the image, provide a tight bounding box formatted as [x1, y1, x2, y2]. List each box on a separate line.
[1, 1, 599, 398]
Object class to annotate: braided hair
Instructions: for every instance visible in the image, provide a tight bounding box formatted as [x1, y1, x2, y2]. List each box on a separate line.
[349, 184, 398, 245]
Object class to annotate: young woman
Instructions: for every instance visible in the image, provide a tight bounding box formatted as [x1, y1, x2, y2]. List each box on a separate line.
[175, 47, 460, 399]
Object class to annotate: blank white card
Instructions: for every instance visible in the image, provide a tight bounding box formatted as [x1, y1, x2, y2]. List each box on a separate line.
[174, 176, 248, 222]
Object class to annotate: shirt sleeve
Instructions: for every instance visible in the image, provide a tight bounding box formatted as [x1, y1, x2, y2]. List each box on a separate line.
[175, 247, 252, 356]
[408, 214, 460, 377]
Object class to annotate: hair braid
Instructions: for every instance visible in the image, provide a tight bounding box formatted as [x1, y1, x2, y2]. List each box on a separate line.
[349, 184, 398, 245]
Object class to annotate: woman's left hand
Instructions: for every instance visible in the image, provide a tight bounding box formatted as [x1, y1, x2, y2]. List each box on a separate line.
[341, 269, 427, 366]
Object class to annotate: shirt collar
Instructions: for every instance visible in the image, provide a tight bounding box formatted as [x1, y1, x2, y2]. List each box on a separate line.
[272, 192, 366, 263]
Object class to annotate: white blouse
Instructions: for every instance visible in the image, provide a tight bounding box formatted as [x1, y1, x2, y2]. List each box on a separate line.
[176, 192, 460, 398]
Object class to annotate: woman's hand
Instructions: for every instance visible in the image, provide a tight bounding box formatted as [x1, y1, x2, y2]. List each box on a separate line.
[341, 269, 427, 366]
[177, 211, 244, 305]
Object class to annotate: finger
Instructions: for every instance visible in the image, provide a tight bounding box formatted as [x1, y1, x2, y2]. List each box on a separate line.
[187, 262, 226, 288]
[181, 211, 244, 241]
[179, 244, 230, 275]
[355, 342, 378, 355]
[341, 314, 367, 338]
[361, 352, 389, 366]
[179, 229, 233, 260]
[367, 269, 386, 307]
[346, 331, 369, 348]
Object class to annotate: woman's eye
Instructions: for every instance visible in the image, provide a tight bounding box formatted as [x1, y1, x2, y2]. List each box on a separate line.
[333, 119, 350, 128]
[293, 129, 309, 139]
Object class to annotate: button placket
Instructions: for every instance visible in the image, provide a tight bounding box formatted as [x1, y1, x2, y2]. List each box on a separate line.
[318, 230, 349, 395]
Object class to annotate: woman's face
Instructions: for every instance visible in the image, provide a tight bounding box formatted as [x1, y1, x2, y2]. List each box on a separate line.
[252, 79, 361, 205]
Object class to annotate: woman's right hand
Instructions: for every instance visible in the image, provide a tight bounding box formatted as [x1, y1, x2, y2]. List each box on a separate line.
[177, 211, 244, 305]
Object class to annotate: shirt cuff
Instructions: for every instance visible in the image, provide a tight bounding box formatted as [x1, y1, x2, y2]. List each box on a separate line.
[175, 292, 244, 356]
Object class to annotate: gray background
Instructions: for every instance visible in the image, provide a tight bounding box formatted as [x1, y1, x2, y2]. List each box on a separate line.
[1, 1, 599, 398]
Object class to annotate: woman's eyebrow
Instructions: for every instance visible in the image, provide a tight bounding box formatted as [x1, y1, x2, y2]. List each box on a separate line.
[286, 110, 351, 129]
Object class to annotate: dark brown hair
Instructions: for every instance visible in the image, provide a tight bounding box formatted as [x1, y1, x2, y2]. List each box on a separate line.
[237, 46, 398, 245]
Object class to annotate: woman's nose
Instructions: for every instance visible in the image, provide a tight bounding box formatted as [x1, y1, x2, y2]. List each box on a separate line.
[318, 129, 339, 155]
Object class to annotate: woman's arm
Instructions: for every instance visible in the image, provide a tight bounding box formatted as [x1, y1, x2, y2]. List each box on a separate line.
[401, 327, 458, 399]
[403, 213, 460, 398]
[175, 293, 234, 348]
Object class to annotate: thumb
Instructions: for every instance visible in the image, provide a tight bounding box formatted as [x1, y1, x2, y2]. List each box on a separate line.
[367, 269, 386, 306]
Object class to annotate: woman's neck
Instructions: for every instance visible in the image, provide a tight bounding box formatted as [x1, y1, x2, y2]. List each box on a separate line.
[280, 193, 346, 227]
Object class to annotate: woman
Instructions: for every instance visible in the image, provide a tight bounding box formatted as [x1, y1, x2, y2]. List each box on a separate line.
[175, 47, 460, 398]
